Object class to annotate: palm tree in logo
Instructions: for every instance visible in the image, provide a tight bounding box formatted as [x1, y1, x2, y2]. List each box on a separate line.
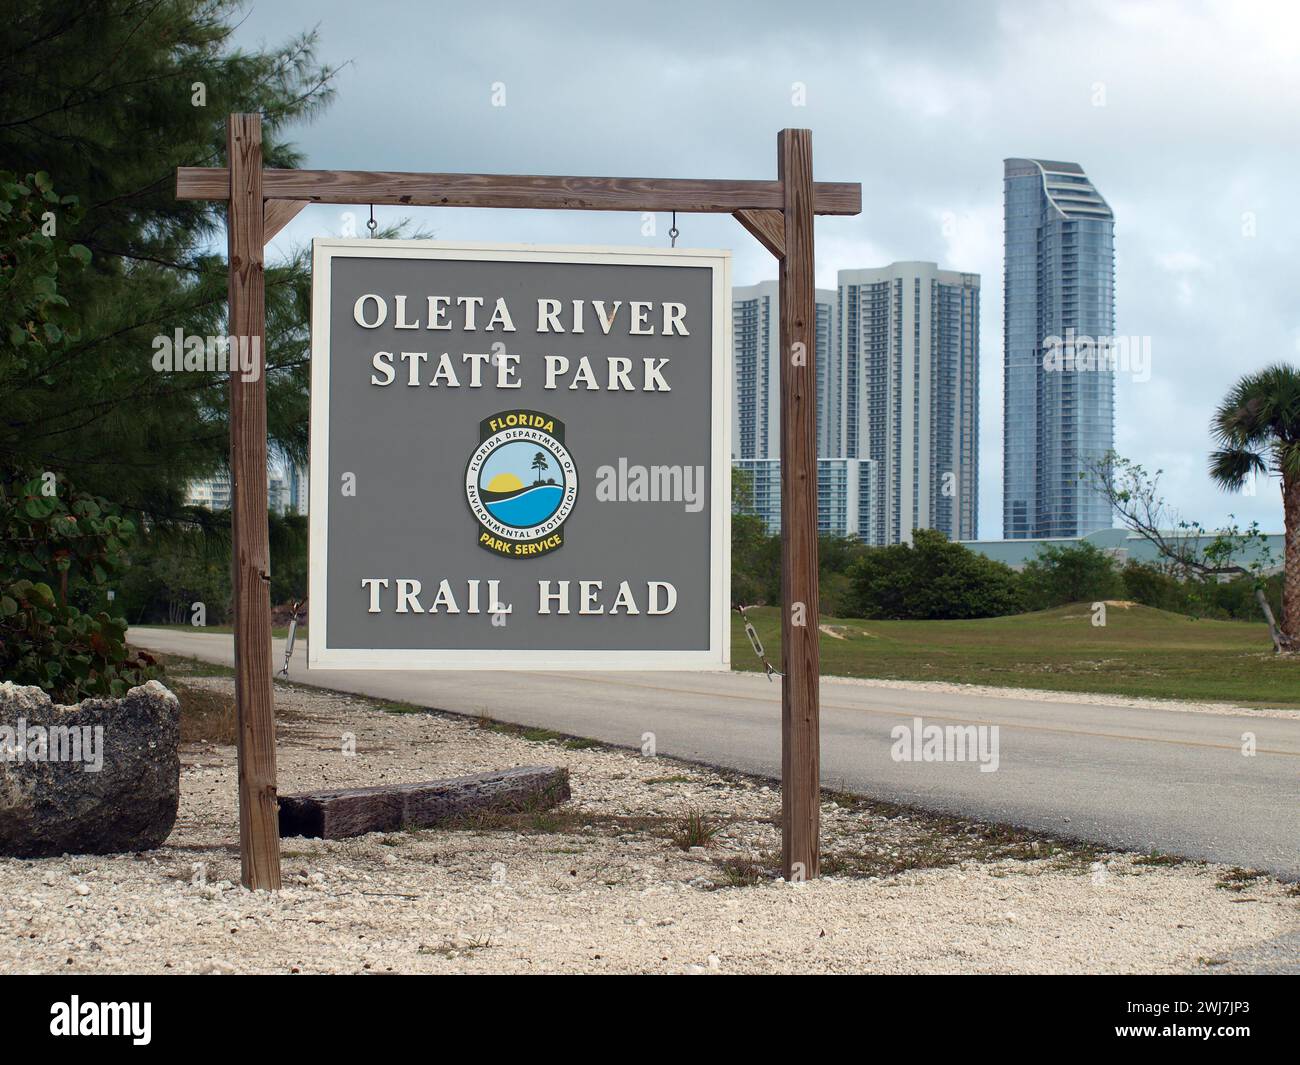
[531, 451, 549, 485]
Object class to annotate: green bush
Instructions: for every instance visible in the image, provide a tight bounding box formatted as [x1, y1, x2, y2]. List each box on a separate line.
[819, 534, 870, 617]
[115, 542, 232, 626]
[1120, 561, 1184, 611]
[110, 507, 308, 627]
[0, 469, 159, 701]
[847, 529, 1024, 620]
[1019, 541, 1124, 611]
[731, 512, 779, 607]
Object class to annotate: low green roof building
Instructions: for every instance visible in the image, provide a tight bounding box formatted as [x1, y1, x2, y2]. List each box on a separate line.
[958, 527, 1284, 573]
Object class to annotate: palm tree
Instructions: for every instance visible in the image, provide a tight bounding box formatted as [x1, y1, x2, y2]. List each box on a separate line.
[1209, 363, 1300, 647]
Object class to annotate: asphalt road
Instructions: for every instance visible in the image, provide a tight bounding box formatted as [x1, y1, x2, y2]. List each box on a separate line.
[131, 626, 1300, 878]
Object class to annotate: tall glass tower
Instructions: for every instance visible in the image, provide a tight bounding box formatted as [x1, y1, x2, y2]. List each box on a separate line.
[1003, 158, 1115, 538]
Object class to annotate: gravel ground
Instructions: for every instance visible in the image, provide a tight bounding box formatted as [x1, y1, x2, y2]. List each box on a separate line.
[1, 674, 1295, 975]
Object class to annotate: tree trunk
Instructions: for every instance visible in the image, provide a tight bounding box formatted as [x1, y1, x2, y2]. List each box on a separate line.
[1256, 586, 1284, 654]
[1282, 472, 1300, 645]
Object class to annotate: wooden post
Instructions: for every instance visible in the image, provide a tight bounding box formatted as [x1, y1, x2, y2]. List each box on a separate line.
[226, 113, 281, 890]
[777, 128, 821, 881]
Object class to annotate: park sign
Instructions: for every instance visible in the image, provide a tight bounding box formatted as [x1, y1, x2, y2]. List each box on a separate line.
[308, 240, 731, 670]
[179, 118, 854, 888]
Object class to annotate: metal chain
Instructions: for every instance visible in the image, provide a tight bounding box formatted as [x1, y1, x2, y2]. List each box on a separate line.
[668, 210, 679, 248]
[735, 603, 782, 681]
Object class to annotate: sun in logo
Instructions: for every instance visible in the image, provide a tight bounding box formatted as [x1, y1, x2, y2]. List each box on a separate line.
[464, 411, 578, 557]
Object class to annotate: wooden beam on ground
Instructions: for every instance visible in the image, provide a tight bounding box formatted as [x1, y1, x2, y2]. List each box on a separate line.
[278, 766, 572, 839]
[776, 128, 821, 882]
[176, 167, 862, 216]
[264, 198, 307, 242]
[226, 113, 281, 891]
[733, 208, 786, 259]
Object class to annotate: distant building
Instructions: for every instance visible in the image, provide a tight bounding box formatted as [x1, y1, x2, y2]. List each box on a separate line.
[184, 472, 231, 511]
[960, 528, 1285, 573]
[1003, 157, 1115, 539]
[734, 457, 880, 541]
[268, 473, 288, 516]
[286, 463, 308, 515]
[839, 262, 980, 544]
[731, 281, 839, 460]
[185, 469, 288, 514]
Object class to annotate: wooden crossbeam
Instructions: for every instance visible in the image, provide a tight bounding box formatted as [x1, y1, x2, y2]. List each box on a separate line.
[176, 167, 862, 215]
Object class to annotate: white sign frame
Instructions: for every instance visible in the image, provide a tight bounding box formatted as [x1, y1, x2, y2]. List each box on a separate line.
[307, 239, 732, 671]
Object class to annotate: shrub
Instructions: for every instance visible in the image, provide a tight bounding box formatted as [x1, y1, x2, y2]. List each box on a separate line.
[847, 528, 1024, 620]
[1019, 541, 1123, 611]
[0, 468, 159, 700]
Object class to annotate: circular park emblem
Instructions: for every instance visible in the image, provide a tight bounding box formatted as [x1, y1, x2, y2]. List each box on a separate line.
[464, 409, 578, 558]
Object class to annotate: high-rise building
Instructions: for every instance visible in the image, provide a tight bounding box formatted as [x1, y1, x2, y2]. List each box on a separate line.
[731, 281, 839, 460]
[185, 469, 290, 514]
[838, 262, 980, 544]
[733, 457, 878, 541]
[185, 473, 231, 511]
[268, 473, 288, 516]
[1003, 158, 1115, 538]
[287, 463, 309, 515]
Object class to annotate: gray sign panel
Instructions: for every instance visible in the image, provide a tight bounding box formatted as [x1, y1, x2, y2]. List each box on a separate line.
[308, 241, 731, 669]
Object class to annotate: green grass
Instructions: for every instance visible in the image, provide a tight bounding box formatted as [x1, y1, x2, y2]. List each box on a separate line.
[732, 602, 1300, 708]
[149, 652, 234, 679]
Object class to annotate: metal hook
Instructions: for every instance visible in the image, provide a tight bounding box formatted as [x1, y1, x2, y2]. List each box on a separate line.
[668, 210, 679, 248]
[367, 204, 377, 237]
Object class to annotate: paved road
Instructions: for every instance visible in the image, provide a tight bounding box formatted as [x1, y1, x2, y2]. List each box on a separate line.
[131, 627, 1300, 878]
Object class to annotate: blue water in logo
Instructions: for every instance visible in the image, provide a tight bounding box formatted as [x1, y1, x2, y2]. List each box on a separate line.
[485, 484, 564, 528]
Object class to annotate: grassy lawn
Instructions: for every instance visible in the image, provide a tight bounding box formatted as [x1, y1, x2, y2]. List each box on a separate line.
[732, 602, 1300, 708]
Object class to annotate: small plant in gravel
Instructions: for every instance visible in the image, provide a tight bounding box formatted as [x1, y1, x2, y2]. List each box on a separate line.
[670, 809, 720, 850]
[378, 701, 428, 715]
[713, 855, 772, 887]
[1134, 851, 1184, 867]
[1216, 867, 1264, 892]
[520, 727, 564, 743]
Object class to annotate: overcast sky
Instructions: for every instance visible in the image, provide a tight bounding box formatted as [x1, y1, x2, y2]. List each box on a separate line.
[237, 0, 1300, 538]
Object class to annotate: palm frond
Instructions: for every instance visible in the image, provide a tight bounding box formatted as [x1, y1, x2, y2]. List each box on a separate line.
[1208, 447, 1266, 491]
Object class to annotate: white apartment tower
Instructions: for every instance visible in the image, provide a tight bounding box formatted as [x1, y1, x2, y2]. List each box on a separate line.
[839, 262, 980, 544]
[731, 281, 839, 461]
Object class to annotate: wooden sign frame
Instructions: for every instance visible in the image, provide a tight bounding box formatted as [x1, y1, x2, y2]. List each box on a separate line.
[176, 114, 862, 890]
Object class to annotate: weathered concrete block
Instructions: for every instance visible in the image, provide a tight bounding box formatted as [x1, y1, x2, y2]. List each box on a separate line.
[0, 679, 180, 857]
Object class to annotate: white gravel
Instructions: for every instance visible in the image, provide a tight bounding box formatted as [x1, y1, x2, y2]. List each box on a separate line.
[1, 675, 1295, 974]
